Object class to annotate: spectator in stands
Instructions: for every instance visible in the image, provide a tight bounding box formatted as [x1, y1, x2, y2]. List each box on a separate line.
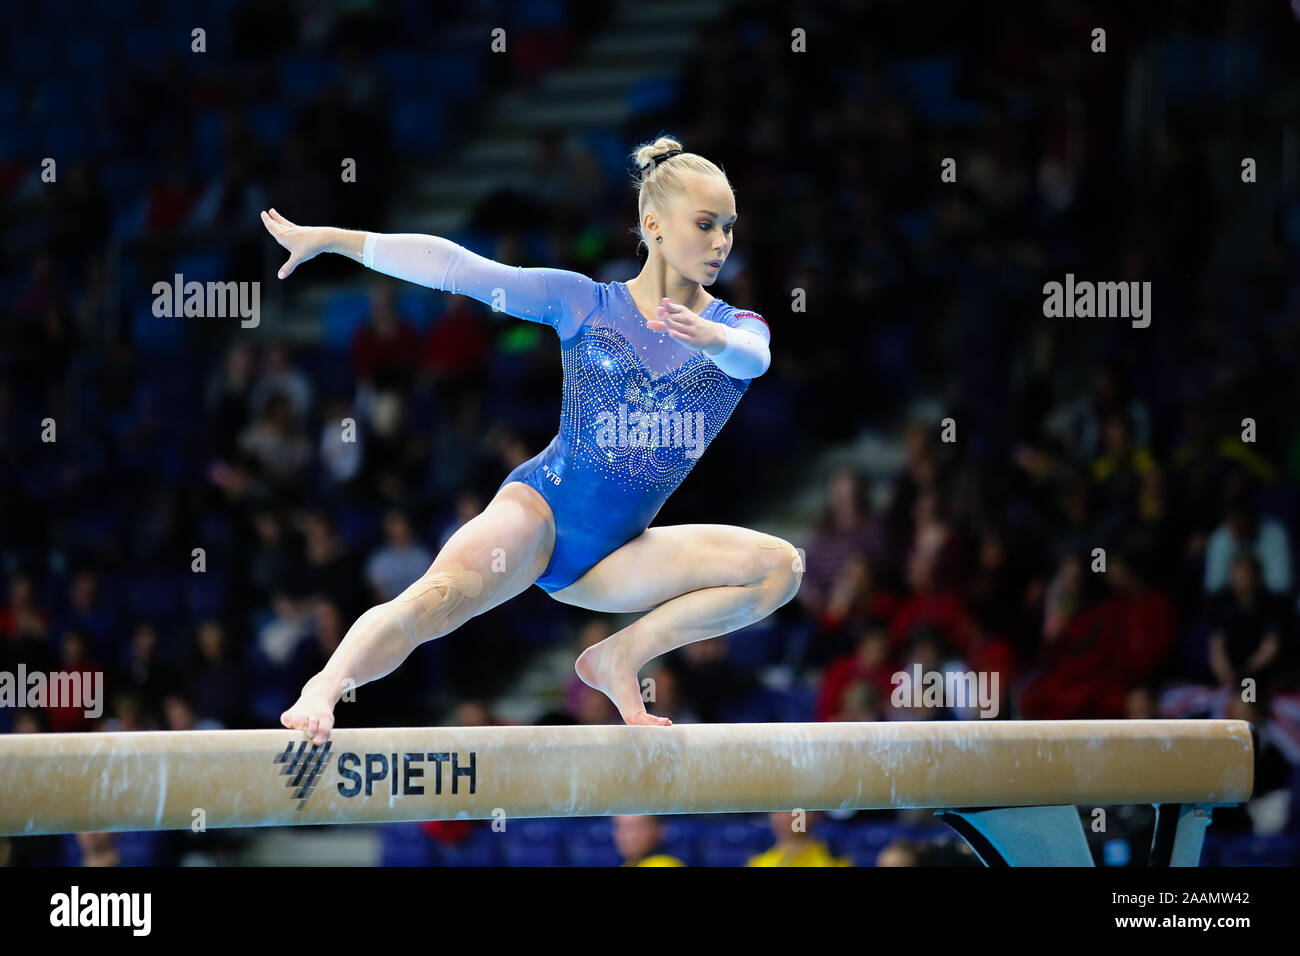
[365, 510, 432, 602]
[889, 548, 968, 656]
[876, 838, 922, 867]
[45, 628, 101, 733]
[1208, 555, 1287, 691]
[318, 393, 364, 487]
[122, 622, 176, 720]
[799, 467, 888, 622]
[75, 832, 121, 867]
[614, 815, 684, 867]
[188, 619, 244, 728]
[1204, 493, 1293, 596]
[351, 286, 419, 385]
[0, 572, 50, 647]
[204, 342, 257, 459]
[62, 569, 116, 661]
[809, 551, 896, 651]
[749, 811, 849, 867]
[162, 691, 199, 731]
[291, 510, 360, 612]
[250, 344, 313, 423]
[257, 591, 312, 671]
[817, 624, 893, 722]
[238, 391, 313, 487]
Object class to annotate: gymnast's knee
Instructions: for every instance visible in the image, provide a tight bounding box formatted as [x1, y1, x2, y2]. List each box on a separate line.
[393, 563, 486, 642]
[755, 535, 804, 610]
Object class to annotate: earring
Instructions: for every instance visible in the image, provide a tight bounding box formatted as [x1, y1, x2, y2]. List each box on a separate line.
[656, 236, 662, 243]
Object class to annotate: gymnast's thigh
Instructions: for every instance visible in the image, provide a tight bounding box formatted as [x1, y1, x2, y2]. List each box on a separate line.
[548, 523, 799, 614]
[399, 481, 557, 629]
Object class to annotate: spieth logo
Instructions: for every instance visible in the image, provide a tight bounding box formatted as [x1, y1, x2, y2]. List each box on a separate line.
[275, 739, 333, 810]
[273, 739, 479, 812]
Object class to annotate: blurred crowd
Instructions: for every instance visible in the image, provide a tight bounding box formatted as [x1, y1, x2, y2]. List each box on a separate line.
[4, 0, 1300, 864]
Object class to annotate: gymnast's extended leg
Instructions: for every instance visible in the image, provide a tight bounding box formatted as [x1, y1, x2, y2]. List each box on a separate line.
[281, 482, 555, 744]
[551, 525, 803, 724]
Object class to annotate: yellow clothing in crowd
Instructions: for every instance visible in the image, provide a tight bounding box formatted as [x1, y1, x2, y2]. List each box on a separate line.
[747, 840, 851, 867]
[628, 854, 686, 867]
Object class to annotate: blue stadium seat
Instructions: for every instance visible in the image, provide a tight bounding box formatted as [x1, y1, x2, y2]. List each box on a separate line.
[379, 823, 436, 866]
[123, 28, 170, 64]
[397, 288, 444, 330]
[391, 97, 446, 156]
[566, 820, 621, 867]
[843, 823, 924, 866]
[503, 819, 567, 866]
[125, 571, 184, 624]
[172, 250, 231, 284]
[185, 572, 230, 619]
[436, 825, 501, 866]
[511, 0, 568, 29]
[654, 819, 703, 866]
[245, 105, 290, 149]
[626, 77, 678, 117]
[700, 820, 769, 867]
[335, 504, 381, 551]
[10, 34, 55, 75]
[723, 621, 785, 670]
[324, 290, 372, 349]
[114, 830, 170, 866]
[1219, 834, 1300, 867]
[66, 34, 110, 71]
[279, 55, 340, 103]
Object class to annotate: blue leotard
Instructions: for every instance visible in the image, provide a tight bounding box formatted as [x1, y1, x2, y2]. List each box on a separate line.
[362, 233, 771, 592]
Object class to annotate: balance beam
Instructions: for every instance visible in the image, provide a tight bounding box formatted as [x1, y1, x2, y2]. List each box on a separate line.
[0, 720, 1253, 850]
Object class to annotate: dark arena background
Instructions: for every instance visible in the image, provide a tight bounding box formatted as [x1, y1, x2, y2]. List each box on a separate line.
[2, 0, 1300, 882]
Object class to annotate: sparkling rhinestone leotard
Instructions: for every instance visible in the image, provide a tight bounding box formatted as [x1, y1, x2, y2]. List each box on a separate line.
[362, 233, 771, 593]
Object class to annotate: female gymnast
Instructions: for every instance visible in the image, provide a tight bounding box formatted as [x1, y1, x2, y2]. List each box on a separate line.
[262, 137, 802, 742]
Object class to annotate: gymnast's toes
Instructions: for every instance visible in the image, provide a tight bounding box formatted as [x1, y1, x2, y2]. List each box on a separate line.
[281, 702, 335, 746]
[626, 712, 672, 727]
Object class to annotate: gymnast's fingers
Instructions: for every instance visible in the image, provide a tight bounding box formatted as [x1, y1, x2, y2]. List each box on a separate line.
[267, 207, 297, 228]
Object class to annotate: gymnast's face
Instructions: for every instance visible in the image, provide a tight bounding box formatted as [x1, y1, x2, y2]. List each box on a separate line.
[655, 173, 736, 285]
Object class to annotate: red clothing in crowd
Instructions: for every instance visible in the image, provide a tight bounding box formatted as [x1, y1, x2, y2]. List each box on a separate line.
[817, 588, 895, 634]
[888, 590, 968, 652]
[421, 307, 490, 378]
[351, 318, 419, 380]
[816, 653, 897, 721]
[1019, 588, 1177, 720]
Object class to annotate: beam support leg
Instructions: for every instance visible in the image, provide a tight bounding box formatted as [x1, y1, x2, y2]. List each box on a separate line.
[1149, 803, 1213, 866]
[935, 806, 1095, 866]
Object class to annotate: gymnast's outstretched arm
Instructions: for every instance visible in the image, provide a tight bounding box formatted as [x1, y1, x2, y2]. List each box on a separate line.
[260, 209, 600, 339]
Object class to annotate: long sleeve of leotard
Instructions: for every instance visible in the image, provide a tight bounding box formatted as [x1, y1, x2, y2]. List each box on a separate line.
[361, 232, 601, 339]
[710, 317, 771, 379]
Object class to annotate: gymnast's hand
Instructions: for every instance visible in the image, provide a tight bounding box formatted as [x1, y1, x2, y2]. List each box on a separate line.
[260, 208, 328, 279]
[646, 298, 727, 355]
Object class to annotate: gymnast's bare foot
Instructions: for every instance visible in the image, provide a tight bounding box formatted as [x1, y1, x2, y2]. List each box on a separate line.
[575, 640, 672, 726]
[281, 673, 342, 745]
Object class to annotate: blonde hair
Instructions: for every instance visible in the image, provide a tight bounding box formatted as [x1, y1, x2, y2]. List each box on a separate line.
[630, 136, 731, 253]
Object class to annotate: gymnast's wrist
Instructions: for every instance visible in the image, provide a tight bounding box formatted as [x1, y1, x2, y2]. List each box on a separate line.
[703, 324, 729, 356]
[321, 227, 368, 263]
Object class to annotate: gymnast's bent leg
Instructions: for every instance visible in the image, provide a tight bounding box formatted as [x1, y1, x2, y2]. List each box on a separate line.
[552, 524, 802, 725]
[282, 482, 556, 744]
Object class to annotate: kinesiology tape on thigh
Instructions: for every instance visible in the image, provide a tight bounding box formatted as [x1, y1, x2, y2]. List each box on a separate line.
[395, 563, 485, 637]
